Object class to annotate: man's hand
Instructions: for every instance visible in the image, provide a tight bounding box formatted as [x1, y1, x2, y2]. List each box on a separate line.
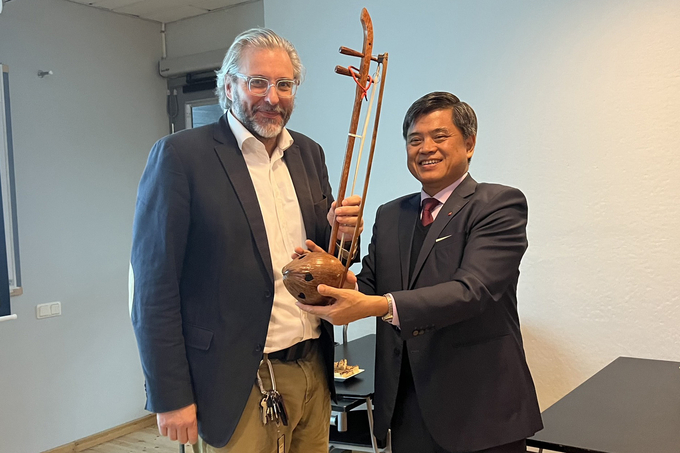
[292, 240, 357, 289]
[292, 239, 326, 258]
[327, 195, 364, 236]
[296, 285, 388, 325]
[157, 403, 198, 445]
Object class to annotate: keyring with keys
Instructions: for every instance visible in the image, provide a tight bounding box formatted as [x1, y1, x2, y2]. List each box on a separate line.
[256, 354, 289, 426]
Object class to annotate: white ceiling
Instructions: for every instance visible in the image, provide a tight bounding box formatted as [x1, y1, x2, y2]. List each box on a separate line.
[66, 0, 253, 24]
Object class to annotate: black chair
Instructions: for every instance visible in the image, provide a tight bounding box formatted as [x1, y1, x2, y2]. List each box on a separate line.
[329, 408, 390, 453]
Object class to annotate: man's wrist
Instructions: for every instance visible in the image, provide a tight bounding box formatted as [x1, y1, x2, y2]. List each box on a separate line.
[380, 293, 394, 322]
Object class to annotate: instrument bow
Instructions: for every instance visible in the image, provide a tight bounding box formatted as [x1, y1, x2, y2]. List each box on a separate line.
[282, 8, 388, 305]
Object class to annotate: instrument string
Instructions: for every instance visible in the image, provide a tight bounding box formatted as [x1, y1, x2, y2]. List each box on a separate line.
[337, 63, 383, 264]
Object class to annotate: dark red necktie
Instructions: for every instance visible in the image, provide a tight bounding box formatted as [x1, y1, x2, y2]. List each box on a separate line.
[421, 198, 440, 226]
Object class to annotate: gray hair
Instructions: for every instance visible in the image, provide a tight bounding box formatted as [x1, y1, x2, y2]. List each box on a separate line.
[215, 28, 305, 110]
[402, 91, 477, 140]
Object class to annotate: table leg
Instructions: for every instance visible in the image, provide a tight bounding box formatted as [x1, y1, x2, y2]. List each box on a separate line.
[364, 396, 382, 453]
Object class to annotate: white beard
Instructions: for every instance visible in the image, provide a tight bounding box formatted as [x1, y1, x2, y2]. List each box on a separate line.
[231, 89, 293, 140]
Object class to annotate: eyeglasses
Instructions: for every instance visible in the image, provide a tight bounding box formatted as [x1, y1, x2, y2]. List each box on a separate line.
[233, 73, 298, 98]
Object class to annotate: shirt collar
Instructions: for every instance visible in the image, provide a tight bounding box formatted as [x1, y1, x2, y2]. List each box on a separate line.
[420, 172, 468, 206]
[227, 109, 294, 155]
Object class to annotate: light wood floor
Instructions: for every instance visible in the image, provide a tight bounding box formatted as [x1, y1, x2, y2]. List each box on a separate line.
[78, 426, 551, 453]
[81, 426, 188, 453]
[80, 427, 368, 453]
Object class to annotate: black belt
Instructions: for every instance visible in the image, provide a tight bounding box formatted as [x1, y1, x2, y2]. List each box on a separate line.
[268, 339, 317, 362]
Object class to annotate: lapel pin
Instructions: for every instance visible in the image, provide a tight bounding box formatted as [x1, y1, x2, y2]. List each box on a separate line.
[448, 212, 453, 216]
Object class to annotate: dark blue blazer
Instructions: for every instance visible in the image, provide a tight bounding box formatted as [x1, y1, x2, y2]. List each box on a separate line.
[358, 175, 543, 452]
[131, 115, 336, 448]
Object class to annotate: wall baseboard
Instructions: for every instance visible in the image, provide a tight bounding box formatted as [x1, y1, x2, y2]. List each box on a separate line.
[43, 414, 156, 453]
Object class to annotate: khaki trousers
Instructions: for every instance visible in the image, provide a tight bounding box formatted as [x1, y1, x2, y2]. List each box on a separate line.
[194, 343, 330, 453]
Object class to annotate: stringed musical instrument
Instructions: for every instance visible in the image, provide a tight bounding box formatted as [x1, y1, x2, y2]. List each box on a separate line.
[282, 8, 388, 305]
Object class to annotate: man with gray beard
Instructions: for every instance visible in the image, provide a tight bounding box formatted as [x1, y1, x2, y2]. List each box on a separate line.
[131, 28, 361, 453]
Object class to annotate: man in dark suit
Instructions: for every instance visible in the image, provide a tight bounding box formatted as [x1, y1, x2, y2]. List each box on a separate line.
[130, 28, 361, 452]
[298, 92, 543, 453]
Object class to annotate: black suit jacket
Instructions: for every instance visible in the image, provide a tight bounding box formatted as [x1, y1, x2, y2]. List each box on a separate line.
[131, 115, 336, 448]
[358, 175, 542, 452]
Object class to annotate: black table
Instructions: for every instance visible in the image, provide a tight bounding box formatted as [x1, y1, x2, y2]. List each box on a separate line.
[331, 334, 376, 427]
[330, 334, 385, 452]
[528, 356, 680, 453]
[334, 334, 376, 403]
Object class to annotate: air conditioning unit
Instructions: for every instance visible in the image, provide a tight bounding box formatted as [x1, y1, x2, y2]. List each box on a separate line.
[159, 48, 228, 78]
[0, 0, 14, 14]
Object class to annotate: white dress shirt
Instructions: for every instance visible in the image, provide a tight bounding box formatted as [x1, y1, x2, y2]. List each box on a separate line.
[228, 111, 321, 353]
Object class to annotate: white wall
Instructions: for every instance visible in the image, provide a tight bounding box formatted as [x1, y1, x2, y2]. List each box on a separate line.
[0, 1, 677, 449]
[165, 0, 264, 58]
[0, 0, 167, 451]
[265, 0, 680, 409]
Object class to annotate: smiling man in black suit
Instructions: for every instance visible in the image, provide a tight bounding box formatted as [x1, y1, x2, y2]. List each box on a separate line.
[298, 91, 543, 453]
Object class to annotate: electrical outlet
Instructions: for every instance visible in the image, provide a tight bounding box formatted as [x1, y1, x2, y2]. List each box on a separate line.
[36, 302, 61, 319]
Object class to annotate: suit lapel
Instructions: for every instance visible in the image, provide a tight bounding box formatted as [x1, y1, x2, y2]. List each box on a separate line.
[408, 175, 477, 289]
[283, 144, 315, 240]
[212, 115, 274, 284]
[399, 195, 420, 289]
